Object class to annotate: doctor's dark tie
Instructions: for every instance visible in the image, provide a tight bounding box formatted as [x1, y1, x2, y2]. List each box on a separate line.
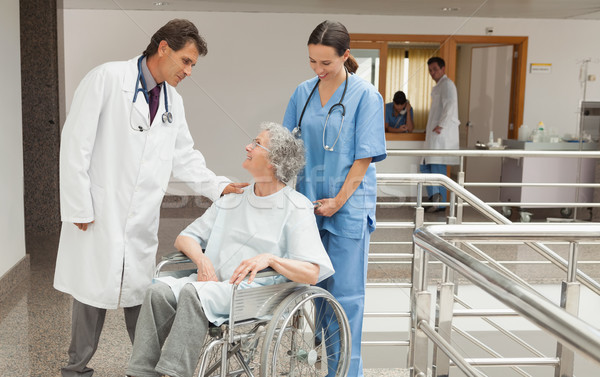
[149, 85, 161, 124]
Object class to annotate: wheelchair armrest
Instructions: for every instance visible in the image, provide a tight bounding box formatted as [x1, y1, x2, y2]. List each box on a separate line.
[161, 250, 193, 262]
[155, 250, 199, 278]
[253, 267, 279, 279]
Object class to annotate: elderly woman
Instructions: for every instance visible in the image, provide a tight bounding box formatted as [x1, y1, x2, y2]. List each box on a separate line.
[125, 122, 334, 377]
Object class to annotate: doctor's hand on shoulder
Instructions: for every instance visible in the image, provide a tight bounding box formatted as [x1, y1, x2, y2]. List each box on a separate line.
[221, 182, 249, 196]
[74, 221, 94, 231]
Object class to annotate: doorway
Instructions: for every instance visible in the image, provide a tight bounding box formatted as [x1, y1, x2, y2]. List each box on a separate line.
[459, 44, 514, 201]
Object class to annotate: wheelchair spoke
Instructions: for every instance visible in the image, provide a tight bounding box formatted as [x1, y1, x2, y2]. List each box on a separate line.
[260, 287, 350, 377]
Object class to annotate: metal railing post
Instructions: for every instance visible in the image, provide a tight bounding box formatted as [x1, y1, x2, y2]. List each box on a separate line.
[456, 156, 465, 223]
[433, 281, 454, 377]
[409, 241, 428, 369]
[411, 291, 432, 377]
[408, 185, 426, 370]
[416, 182, 425, 228]
[555, 242, 581, 377]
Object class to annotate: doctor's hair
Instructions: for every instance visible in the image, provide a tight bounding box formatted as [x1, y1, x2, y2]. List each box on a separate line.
[143, 19, 208, 57]
[308, 20, 359, 74]
[427, 57, 445, 69]
[393, 91, 407, 105]
[259, 122, 305, 184]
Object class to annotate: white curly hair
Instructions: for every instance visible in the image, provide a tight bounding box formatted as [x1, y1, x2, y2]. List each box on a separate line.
[259, 122, 305, 183]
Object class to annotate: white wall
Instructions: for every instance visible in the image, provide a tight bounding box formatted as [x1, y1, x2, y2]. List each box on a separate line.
[62, 10, 600, 185]
[0, 0, 26, 278]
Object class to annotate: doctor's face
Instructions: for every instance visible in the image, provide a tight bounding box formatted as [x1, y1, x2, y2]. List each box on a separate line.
[155, 41, 199, 87]
[308, 44, 349, 83]
[428, 62, 445, 83]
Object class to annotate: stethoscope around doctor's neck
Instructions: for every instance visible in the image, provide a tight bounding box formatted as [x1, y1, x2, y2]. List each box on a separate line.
[130, 55, 173, 132]
[292, 67, 348, 152]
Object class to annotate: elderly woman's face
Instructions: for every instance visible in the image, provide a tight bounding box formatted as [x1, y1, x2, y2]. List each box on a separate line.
[242, 130, 273, 177]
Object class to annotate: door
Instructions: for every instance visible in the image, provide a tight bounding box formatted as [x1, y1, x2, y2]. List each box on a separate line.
[465, 44, 513, 201]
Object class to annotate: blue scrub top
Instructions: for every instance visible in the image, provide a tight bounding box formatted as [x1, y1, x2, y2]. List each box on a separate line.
[385, 102, 413, 129]
[283, 75, 386, 239]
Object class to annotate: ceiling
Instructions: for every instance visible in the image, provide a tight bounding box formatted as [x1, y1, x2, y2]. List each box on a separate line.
[62, 0, 600, 20]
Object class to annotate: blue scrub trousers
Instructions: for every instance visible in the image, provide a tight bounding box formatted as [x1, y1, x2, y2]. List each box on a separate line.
[317, 226, 370, 377]
[420, 163, 448, 200]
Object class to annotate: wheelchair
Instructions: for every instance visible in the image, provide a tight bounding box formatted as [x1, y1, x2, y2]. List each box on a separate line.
[155, 251, 352, 377]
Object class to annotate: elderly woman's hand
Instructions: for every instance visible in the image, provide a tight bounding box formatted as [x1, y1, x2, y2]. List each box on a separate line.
[196, 256, 218, 282]
[229, 254, 272, 285]
[313, 197, 343, 217]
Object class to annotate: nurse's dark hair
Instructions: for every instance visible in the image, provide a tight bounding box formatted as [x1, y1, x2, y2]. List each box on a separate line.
[427, 57, 445, 68]
[143, 19, 207, 57]
[308, 20, 359, 74]
[260, 122, 305, 184]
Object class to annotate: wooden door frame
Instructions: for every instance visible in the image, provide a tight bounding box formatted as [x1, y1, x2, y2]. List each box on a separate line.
[349, 41, 388, 97]
[350, 34, 528, 140]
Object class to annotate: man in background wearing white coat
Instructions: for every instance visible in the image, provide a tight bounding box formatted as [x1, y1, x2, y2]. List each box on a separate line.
[54, 19, 245, 376]
[420, 57, 460, 212]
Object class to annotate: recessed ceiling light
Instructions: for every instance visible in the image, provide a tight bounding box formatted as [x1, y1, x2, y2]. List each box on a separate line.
[442, 7, 460, 12]
[154, 2, 169, 6]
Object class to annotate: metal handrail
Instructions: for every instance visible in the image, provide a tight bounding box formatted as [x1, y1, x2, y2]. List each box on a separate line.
[413, 225, 600, 365]
[387, 149, 600, 158]
[377, 173, 600, 295]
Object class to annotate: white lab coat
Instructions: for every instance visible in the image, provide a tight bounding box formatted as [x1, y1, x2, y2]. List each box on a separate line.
[423, 75, 460, 165]
[54, 56, 230, 309]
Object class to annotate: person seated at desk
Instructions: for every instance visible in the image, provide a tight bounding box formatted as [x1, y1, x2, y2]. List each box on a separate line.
[385, 90, 414, 133]
[125, 122, 334, 377]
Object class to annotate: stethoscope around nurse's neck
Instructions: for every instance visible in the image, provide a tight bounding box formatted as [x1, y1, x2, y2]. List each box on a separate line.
[292, 67, 348, 152]
[130, 55, 173, 132]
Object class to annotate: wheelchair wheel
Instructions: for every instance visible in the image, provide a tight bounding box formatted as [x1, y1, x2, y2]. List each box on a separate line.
[260, 286, 351, 377]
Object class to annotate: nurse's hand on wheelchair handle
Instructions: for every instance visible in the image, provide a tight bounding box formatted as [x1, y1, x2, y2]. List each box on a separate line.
[313, 197, 342, 217]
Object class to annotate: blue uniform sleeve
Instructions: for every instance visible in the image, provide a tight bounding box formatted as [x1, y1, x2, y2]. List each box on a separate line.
[282, 87, 300, 132]
[354, 86, 387, 163]
[384, 102, 393, 126]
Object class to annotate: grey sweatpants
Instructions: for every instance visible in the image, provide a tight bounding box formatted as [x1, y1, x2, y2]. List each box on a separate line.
[126, 282, 209, 377]
[61, 299, 140, 377]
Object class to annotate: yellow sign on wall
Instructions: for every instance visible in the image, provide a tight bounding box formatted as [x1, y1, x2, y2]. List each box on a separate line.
[530, 63, 552, 74]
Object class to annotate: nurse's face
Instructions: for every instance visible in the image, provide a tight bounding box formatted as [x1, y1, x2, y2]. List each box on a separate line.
[308, 44, 349, 83]
[154, 40, 199, 87]
[243, 130, 274, 180]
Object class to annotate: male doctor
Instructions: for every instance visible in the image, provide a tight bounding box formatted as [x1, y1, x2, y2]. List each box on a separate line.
[420, 57, 460, 212]
[55, 19, 245, 376]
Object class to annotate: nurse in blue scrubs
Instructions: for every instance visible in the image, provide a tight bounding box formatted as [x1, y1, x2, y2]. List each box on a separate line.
[282, 20, 387, 377]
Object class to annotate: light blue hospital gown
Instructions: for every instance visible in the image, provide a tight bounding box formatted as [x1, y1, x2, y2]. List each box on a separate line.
[155, 184, 334, 325]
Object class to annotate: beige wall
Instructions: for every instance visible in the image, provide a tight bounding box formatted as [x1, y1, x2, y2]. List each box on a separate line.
[62, 10, 600, 189]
